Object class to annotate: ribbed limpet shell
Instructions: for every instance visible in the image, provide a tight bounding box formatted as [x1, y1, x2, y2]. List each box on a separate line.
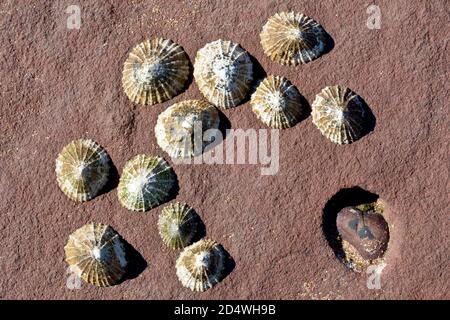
[122, 38, 190, 105]
[55, 139, 110, 202]
[176, 239, 226, 292]
[260, 12, 329, 66]
[155, 100, 220, 158]
[117, 155, 177, 212]
[64, 223, 128, 287]
[158, 202, 202, 250]
[250, 75, 303, 129]
[194, 39, 253, 109]
[311, 86, 366, 144]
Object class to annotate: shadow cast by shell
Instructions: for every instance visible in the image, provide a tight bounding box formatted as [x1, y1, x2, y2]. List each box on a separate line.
[219, 245, 236, 284]
[296, 91, 312, 123]
[358, 96, 376, 140]
[320, 30, 334, 59]
[191, 214, 207, 244]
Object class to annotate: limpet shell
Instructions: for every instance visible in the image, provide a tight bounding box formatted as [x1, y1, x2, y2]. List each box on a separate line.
[176, 239, 226, 292]
[122, 38, 190, 105]
[64, 223, 128, 287]
[55, 139, 110, 202]
[250, 75, 303, 129]
[311, 86, 366, 144]
[155, 100, 220, 158]
[158, 202, 202, 250]
[260, 12, 329, 66]
[117, 155, 177, 212]
[194, 39, 253, 109]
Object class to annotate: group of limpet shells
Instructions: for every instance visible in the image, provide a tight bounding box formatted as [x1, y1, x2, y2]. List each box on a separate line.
[56, 138, 229, 291]
[55, 139, 177, 209]
[119, 12, 369, 147]
[65, 205, 226, 291]
[158, 203, 228, 291]
[59, 10, 377, 291]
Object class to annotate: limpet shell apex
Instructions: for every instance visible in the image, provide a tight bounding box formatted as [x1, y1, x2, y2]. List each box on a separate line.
[64, 223, 128, 287]
[122, 38, 190, 105]
[55, 139, 110, 202]
[260, 11, 329, 66]
[176, 239, 227, 292]
[311, 86, 366, 144]
[194, 39, 253, 109]
[250, 75, 304, 129]
[155, 100, 220, 159]
[118, 155, 177, 212]
[158, 202, 202, 250]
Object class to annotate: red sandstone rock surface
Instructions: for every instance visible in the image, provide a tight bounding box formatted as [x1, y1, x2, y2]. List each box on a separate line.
[0, 0, 448, 299]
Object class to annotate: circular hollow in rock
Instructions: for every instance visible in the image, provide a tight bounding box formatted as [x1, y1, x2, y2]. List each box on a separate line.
[322, 187, 392, 272]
